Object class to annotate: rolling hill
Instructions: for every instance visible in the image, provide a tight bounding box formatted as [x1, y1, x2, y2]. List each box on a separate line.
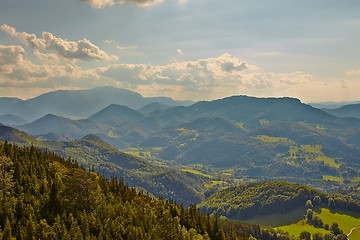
[0, 125, 34, 144]
[137, 102, 172, 114]
[199, 181, 360, 239]
[199, 181, 324, 220]
[323, 103, 360, 119]
[0, 141, 295, 240]
[0, 114, 27, 126]
[0, 97, 39, 121]
[0, 87, 193, 121]
[0, 125, 206, 206]
[88, 104, 145, 126]
[2, 94, 360, 200]
[17, 114, 107, 140]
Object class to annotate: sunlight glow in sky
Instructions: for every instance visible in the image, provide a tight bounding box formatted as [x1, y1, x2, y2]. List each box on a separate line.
[0, 0, 359, 102]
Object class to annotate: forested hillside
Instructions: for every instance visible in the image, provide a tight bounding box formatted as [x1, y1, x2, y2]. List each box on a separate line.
[2, 92, 360, 197]
[199, 181, 360, 220]
[0, 141, 293, 240]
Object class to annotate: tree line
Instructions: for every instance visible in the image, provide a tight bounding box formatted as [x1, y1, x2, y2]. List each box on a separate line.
[0, 141, 295, 240]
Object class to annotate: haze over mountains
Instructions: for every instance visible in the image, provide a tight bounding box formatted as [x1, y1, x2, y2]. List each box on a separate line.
[0, 87, 359, 205]
[322, 103, 360, 119]
[0, 86, 193, 122]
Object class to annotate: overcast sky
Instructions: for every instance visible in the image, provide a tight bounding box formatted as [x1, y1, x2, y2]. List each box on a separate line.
[0, 0, 359, 102]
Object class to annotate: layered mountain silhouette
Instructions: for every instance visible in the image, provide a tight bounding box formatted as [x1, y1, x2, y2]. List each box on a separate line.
[17, 113, 107, 140]
[89, 104, 145, 126]
[0, 125, 205, 205]
[322, 103, 360, 119]
[1, 89, 359, 200]
[0, 114, 27, 126]
[0, 87, 193, 121]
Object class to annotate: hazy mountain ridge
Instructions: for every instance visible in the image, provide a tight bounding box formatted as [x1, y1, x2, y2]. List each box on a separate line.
[0, 125, 205, 206]
[88, 104, 145, 126]
[322, 103, 360, 119]
[0, 87, 193, 121]
[309, 101, 360, 109]
[17, 113, 108, 140]
[1, 91, 359, 200]
[0, 114, 27, 126]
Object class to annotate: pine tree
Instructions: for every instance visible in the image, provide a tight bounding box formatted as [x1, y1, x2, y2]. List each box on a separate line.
[2, 218, 14, 240]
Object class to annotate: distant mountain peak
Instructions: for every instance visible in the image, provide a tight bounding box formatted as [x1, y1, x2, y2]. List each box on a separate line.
[0, 125, 34, 143]
[81, 134, 103, 142]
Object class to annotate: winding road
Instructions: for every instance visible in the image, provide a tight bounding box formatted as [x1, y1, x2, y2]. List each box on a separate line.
[347, 226, 360, 238]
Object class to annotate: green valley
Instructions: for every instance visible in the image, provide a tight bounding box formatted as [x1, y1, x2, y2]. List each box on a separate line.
[200, 181, 360, 239]
[1, 90, 360, 239]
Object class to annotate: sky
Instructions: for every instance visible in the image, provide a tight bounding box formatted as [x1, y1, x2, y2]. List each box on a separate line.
[0, 0, 359, 102]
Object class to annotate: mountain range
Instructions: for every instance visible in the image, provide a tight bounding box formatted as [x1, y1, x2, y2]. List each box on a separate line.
[0, 87, 359, 205]
[0, 86, 193, 122]
[322, 103, 360, 119]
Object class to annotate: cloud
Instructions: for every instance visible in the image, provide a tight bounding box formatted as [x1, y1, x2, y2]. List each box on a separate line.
[0, 24, 117, 62]
[346, 69, 360, 76]
[1, 45, 358, 102]
[177, 0, 189, 4]
[0, 44, 98, 88]
[97, 53, 314, 100]
[81, 0, 163, 8]
[81, 0, 188, 8]
[116, 45, 139, 51]
[176, 49, 183, 55]
[0, 45, 24, 66]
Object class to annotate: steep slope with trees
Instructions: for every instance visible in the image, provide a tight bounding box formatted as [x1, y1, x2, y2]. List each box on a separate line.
[199, 181, 360, 220]
[0, 141, 293, 240]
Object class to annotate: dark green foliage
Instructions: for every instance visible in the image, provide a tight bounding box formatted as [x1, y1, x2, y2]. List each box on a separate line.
[312, 232, 324, 240]
[48, 134, 206, 206]
[330, 223, 342, 235]
[299, 231, 311, 240]
[0, 142, 292, 240]
[199, 181, 360, 221]
[306, 209, 314, 222]
[305, 200, 313, 208]
[328, 197, 335, 208]
[199, 181, 323, 219]
[313, 196, 321, 206]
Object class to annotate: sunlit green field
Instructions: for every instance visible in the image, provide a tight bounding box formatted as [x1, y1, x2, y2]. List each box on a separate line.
[254, 135, 289, 143]
[348, 227, 360, 240]
[289, 144, 340, 168]
[181, 168, 213, 178]
[322, 175, 343, 183]
[277, 208, 360, 239]
[204, 180, 226, 189]
[318, 208, 360, 235]
[278, 221, 329, 238]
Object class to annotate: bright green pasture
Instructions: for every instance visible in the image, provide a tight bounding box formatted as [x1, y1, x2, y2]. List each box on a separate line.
[318, 208, 360, 235]
[278, 221, 329, 238]
[322, 175, 343, 183]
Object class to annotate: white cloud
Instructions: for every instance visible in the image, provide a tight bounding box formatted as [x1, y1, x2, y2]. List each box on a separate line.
[177, 0, 189, 4]
[116, 45, 139, 51]
[0, 24, 117, 62]
[0, 45, 24, 66]
[81, 0, 163, 8]
[1, 43, 356, 102]
[176, 49, 183, 55]
[346, 69, 360, 76]
[0, 44, 98, 87]
[97, 53, 314, 100]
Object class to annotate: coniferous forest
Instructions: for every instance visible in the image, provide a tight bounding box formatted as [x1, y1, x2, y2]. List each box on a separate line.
[0, 141, 296, 240]
[1, 1, 360, 239]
